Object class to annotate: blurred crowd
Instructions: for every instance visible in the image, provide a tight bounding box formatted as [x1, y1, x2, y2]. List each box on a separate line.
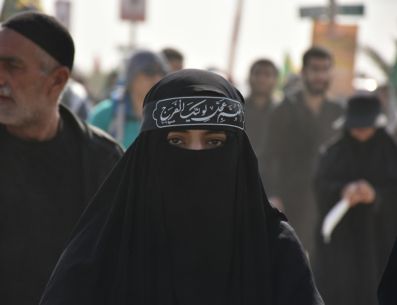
[1, 7, 397, 305]
[63, 44, 397, 305]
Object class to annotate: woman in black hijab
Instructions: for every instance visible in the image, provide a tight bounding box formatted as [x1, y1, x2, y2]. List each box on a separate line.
[313, 95, 397, 305]
[40, 69, 323, 305]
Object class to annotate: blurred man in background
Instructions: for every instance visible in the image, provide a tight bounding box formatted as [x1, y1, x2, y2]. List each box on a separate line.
[266, 46, 343, 254]
[162, 47, 184, 72]
[244, 59, 278, 197]
[0, 12, 123, 305]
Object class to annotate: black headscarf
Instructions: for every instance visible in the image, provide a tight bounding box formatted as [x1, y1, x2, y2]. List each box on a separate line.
[40, 69, 284, 305]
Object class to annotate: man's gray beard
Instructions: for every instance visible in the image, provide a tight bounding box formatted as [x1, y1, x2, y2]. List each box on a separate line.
[0, 85, 12, 97]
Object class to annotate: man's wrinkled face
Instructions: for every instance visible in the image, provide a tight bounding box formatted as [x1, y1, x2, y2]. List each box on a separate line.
[302, 57, 332, 96]
[0, 28, 54, 127]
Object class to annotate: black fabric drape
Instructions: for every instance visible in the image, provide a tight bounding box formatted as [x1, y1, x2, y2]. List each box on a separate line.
[40, 130, 283, 305]
[40, 69, 286, 305]
[378, 237, 397, 305]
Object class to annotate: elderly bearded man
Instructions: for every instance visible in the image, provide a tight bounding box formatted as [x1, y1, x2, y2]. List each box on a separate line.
[0, 12, 123, 305]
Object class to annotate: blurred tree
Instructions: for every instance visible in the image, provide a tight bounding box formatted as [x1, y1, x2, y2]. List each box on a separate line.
[280, 53, 295, 83]
[362, 42, 397, 83]
[279, 52, 301, 97]
[0, 0, 43, 21]
[362, 41, 397, 133]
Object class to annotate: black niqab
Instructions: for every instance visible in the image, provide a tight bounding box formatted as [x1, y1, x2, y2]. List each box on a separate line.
[40, 69, 284, 305]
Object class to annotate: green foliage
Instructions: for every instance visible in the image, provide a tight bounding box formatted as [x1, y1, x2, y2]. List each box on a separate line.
[362, 41, 397, 89]
[0, 0, 43, 22]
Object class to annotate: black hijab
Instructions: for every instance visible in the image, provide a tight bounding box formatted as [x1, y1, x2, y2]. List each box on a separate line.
[40, 69, 284, 305]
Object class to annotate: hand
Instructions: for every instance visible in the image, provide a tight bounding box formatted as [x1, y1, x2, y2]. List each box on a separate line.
[356, 180, 376, 204]
[269, 197, 284, 212]
[342, 182, 361, 207]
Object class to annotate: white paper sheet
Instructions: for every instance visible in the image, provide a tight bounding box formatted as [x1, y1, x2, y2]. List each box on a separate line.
[321, 198, 350, 243]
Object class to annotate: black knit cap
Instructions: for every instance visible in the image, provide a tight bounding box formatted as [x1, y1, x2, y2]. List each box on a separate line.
[2, 12, 74, 70]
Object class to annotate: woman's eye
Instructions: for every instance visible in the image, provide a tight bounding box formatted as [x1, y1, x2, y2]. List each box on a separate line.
[207, 139, 225, 147]
[168, 137, 184, 146]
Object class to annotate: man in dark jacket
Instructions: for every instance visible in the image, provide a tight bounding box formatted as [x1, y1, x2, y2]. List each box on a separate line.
[266, 46, 343, 254]
[244, 59, 278, 195]
[0, 12, 123, 305]
[313, 95, 397, 305]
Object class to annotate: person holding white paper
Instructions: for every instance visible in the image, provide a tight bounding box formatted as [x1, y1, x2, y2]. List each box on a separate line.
[312, 95, 397, 305]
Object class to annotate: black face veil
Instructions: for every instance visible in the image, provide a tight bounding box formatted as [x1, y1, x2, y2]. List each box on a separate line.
[40, 69, 285, 305]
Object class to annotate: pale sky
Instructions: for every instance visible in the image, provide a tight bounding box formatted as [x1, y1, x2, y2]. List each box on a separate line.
[12, 0, 397, 86]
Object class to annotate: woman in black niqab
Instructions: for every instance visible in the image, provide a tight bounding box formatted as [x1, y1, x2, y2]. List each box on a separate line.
[40, 69, 323, 305]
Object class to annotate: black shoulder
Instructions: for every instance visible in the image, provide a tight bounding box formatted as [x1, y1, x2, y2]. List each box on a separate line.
[84, 123, 124, 157]
[378, 129, 397, 149]
[272, 221, 325, 305]
[319, 133, 346, 157]
[86, 124, 121, 148]
[60, 105, 124, 157]
[277, 221, 301, 241]
[275, 221, 307, 254]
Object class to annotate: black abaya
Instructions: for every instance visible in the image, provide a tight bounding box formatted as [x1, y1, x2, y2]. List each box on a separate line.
[313, 129, 397, 305]
[40, 69, 323, 305]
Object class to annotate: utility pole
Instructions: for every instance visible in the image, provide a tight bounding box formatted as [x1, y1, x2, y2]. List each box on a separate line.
[328, 0, 337, 34]
[227, 0, 244, 82]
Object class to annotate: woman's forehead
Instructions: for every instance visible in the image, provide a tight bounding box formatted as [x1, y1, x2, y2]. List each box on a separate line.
[168, 129, 226, 135]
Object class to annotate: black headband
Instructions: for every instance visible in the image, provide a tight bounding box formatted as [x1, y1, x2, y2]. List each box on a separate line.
[3, 12, 74, 70]
[141, 96, 245, 132]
